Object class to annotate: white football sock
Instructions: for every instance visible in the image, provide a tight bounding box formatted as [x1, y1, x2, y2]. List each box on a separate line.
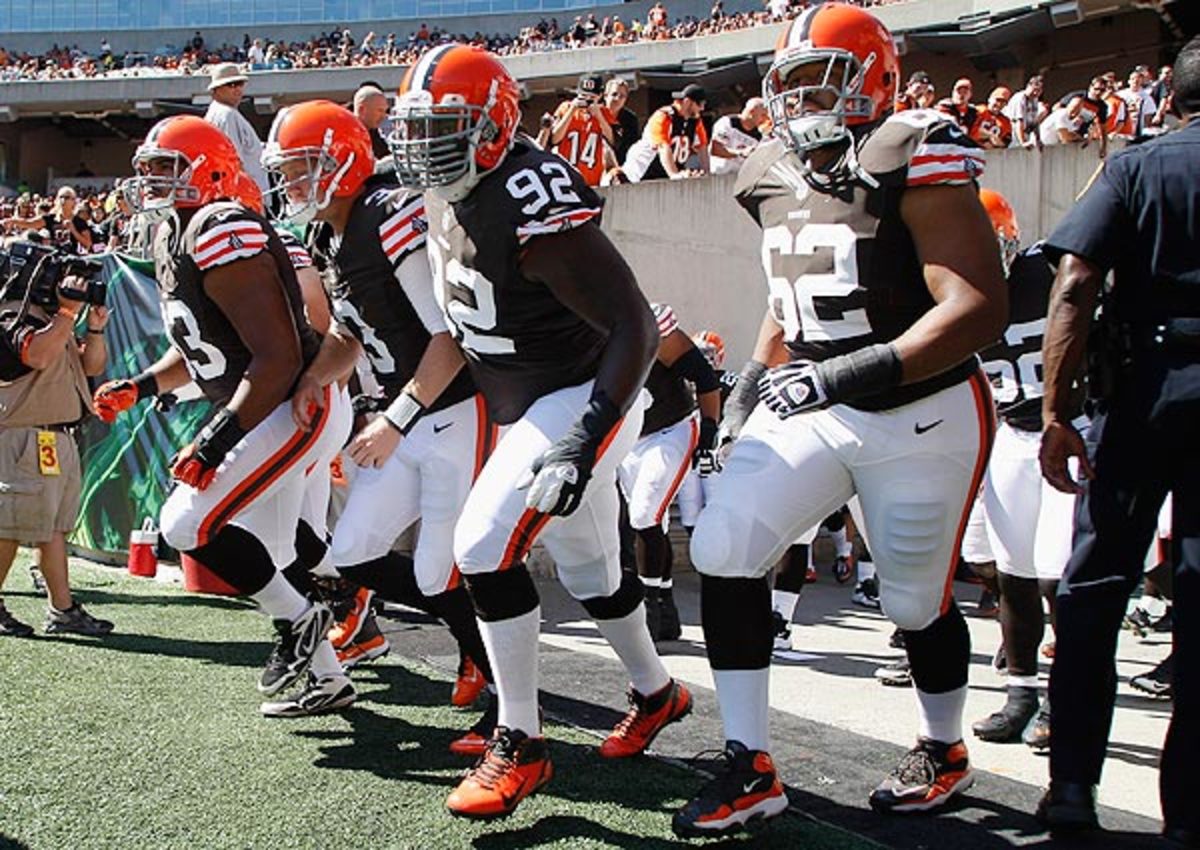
[251, 572, 310, 622]
[1008, 675, 1040, 689]
[640, 576, 662, 589]
[714, 668, 771, 752]
[478, 608, 542, 736]
[772, 590, 800, 623]
[857, 559, 877, 582]
[595, 604, 670, 696]
[830, 527, 852, 559]
[916, 685, 967, 743]
[309, 639, 342, 678]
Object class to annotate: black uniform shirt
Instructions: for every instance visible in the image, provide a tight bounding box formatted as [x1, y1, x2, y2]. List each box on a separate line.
[1044, 119, 1200, 403]
[425, 137, 608, 425]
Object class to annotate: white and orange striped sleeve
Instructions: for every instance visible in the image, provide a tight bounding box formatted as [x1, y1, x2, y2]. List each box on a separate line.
[378, 192, 428, 269]
[651, 302, 679, 338]
[380, 194, 445, 334]
[906, 125, 987, 188]
[192, 216, 270, 270]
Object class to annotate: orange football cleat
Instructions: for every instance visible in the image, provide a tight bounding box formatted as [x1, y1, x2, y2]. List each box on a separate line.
[452, 655, 486, 707]
[445, 727, 553, 819]
[599, 679, 692, 758]
[328, 586, 374, 650]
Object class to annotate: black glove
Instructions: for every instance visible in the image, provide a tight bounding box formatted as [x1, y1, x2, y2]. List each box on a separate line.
[692, 416, 720, 475]
[519, 393, 620, 517]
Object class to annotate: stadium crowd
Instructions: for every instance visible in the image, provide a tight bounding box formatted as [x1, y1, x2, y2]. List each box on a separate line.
[0, 0, 888, 82]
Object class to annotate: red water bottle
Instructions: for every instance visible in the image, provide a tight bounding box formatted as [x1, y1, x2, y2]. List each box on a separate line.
[127, 518, 158, 578]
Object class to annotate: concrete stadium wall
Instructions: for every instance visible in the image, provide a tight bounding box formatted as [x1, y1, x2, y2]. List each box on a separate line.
[598, 145, 1104, 367]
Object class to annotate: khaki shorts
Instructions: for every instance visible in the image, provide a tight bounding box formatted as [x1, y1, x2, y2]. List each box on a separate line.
[0, 426, 81, 544]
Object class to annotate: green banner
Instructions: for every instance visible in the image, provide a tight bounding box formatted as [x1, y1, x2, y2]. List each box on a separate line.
[72, 255, 212, 557]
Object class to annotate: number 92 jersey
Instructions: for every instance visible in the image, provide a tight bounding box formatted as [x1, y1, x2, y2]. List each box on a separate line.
[734, 111, 986, 411]
[424, 137, 608, 425]
[153, 202, 321, 407]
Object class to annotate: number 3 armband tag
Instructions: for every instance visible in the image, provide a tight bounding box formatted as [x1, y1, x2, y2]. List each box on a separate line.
[37, 430, 62, 476]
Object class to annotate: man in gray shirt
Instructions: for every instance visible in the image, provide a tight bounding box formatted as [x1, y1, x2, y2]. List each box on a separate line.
[205, 63, 268, 192]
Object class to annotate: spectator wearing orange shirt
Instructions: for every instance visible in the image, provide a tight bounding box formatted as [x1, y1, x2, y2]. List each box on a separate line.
[622, 83, 710, 182]
[549, 73, 616, 187]
[938, 77, 979, 131]
[969, 86, 1014, 149]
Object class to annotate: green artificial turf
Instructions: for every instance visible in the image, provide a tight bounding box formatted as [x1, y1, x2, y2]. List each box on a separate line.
[0, 558, 882, 850]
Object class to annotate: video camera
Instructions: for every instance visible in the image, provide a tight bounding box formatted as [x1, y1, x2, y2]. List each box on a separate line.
[0, 238, 107, 313]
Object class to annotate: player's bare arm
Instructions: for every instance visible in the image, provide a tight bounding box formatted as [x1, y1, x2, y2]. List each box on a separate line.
[295, 265, 332, 335]
[521, 221, 657, 412]
[1039, 253, 1101, 493]
[204, 250, 303, 431]
[893, 183, 1008, 382]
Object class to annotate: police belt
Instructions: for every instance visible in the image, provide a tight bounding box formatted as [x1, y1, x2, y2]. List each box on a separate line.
[1127, 319, 1200, 356]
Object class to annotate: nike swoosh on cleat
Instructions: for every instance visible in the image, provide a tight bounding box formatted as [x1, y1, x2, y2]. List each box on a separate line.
[743, 778, 766, 795]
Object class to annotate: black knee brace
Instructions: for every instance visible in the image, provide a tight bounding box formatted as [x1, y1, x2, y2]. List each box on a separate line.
[701, 574, 772, 671]
[580, 568, 645, 621]
[294, 520, 329, 572]
[338, 553, 434, 615]
[463, 564, 540, 623]
[904, 602, 970, 694]
[635, 525, 669, 580]
[189, 525, 275, 596]
[773, 544, 809, 595]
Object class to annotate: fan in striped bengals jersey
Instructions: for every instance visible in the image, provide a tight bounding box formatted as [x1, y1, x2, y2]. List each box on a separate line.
[97, 114, 354, 712]
[676, 2, 1008, 837]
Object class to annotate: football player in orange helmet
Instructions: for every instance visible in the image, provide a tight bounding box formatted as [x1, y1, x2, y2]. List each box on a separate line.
[676, 4, 1006, 835]
[122, 115, 245, 224]
[389, 44, 521, 202]
[979, 187, 1020, 273]
[693, 329, 727, 371]
[394, 45, 692, 820]
[968, 189, 1073, 753]
[97, 114, 355, 713]
[265, 99, 504, 743]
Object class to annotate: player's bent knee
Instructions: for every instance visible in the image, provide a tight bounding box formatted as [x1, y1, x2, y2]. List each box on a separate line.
[880, 586, 942, 632]
[159, 495, 198, 553]
[690, 505, 773, 579]
[557, 556, 621, 600]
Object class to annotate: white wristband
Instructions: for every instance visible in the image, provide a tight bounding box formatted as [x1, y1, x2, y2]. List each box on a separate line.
[382, 391, 424, 436]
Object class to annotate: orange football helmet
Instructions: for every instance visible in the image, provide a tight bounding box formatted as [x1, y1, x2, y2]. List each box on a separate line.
[389, 44, 521, 200]
[765, 3, 900, 153]
[232, 172, 264, 214]
[127, 116, 244, 221]
[692, 330, 726, 370]
[979, 188, 1020, 272]
[262, 100, 375, 225]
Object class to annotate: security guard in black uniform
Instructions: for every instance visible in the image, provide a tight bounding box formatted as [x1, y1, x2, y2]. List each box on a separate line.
[1036, 36, 1200, 845]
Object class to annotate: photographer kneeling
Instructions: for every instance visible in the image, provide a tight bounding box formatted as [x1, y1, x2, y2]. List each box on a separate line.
[0, 241, 113, 637]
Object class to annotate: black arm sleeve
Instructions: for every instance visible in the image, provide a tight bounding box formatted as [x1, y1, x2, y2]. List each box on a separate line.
[671, 345, 721, 394]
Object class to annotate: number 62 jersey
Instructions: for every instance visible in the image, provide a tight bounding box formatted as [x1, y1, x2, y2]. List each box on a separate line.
[424, 137, 609, 425]
[734, 111, 987, 411]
